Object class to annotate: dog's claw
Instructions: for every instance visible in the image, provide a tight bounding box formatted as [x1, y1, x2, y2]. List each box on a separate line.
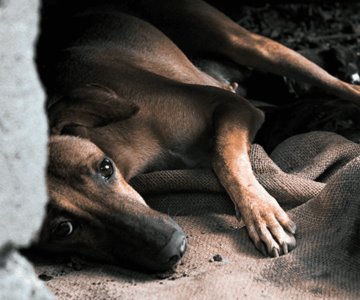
[282, 242, 289, 255]
[285, 231, 297, 252]
[271, 247, 280, 258]
[286, 222, 297, 235]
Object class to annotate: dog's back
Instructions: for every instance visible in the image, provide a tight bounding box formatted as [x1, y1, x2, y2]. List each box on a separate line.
[38, 5, 225, 100]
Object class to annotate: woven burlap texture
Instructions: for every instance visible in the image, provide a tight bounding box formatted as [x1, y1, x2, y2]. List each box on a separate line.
[37, 131, 360, 299]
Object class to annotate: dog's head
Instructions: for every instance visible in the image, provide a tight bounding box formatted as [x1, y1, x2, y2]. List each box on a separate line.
[38, 135, 186, 272]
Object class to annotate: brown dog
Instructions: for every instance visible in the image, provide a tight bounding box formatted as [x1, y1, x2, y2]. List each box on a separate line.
[36, 0, 360, 271]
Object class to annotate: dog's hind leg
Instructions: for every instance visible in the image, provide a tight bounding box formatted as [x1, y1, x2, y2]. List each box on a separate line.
[130, 0, 360, 103]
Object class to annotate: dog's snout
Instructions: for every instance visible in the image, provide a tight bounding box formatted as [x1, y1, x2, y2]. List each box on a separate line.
[159, 230, 187, 267]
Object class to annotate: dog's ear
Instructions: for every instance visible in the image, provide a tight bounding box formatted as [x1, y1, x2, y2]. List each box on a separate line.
[48, 84, 139, 135]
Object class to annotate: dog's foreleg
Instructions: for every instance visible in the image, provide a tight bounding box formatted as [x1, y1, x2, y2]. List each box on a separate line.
[212, 100, 296, 256]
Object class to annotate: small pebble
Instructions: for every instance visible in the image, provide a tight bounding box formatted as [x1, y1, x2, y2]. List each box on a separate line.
[213, 254, 223, 262]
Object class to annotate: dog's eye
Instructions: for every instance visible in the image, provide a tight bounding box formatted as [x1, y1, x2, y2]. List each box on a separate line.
[53, 221, 74, 238]
[99, 158, 114, 180]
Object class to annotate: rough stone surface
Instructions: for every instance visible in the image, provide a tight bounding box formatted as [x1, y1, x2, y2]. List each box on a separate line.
[0, 251, 53, 300]
[0, 0, 47, 250]
[0, 0, 52, 298]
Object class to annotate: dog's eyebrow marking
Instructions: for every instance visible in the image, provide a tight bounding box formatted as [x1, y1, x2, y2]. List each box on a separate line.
[75, 151, 100, 163]
[47, 184, 106, 226]
[48, 151, 102, 177]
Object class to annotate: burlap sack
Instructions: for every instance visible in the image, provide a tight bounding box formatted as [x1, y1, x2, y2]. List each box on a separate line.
[35, 131, 360, 299]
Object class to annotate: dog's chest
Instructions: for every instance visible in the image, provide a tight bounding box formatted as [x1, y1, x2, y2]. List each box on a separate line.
[143, 141, 212, 173]
[165, 147, 211, 169]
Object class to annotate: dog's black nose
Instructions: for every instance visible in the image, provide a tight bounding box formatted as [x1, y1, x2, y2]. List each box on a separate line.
[159, 230, 187, 267]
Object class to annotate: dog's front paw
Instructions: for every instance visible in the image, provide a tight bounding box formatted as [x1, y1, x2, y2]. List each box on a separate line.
[236, 193, 297, 257]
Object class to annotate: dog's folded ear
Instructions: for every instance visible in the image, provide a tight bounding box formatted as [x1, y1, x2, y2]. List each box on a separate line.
[48, 84, 139, 135]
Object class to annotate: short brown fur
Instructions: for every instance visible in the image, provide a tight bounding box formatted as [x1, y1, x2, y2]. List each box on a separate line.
[36, 0, 360, 270]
